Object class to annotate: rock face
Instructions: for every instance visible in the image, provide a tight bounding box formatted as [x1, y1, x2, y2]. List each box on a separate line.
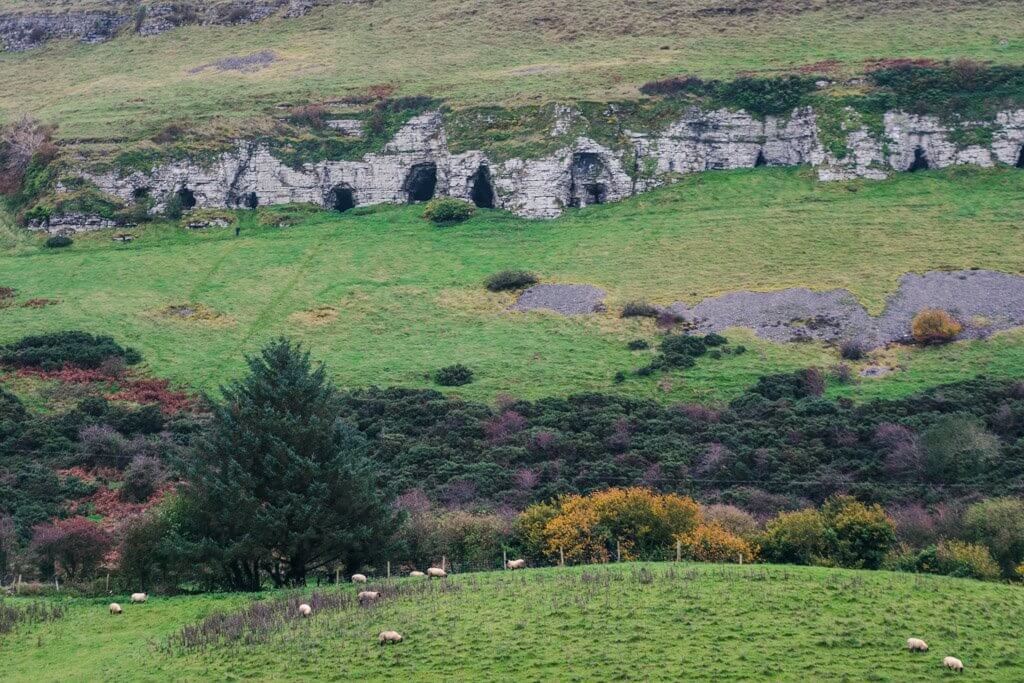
[0, 0, 358, 50]
[70, 105, 1024, 230]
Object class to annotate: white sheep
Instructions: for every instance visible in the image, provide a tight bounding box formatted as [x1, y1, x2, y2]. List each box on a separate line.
[357, 590, 381, 604]
[351, 573, 367, 583]
[130, 593, 147, 604]
[109, 603, 123, 615]
[943, 656, 964, 672]
[426, 567, 447, 578]
[409, 570, 425, 577]
[298, 603, 312, 617]
[506, 558, 527, 570]
[907, 638, 928, 652]
[378, 630, 403, 645]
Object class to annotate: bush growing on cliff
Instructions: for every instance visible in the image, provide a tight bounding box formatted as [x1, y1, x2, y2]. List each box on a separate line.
[485, 270, 538, 292]
[422, 198, 474, 224]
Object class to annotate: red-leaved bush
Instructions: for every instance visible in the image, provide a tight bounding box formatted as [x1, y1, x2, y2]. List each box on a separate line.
[30, 517, 112, 580]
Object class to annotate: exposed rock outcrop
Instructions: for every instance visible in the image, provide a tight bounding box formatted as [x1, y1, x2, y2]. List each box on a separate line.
[0, 0, 359, 50]
[63, 105, 1024, 231]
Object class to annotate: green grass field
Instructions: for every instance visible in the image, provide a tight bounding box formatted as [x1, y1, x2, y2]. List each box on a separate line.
[0, 0, 1022, 143]
[3, 563, 1024, 681]
[2, 166, 1023, 403]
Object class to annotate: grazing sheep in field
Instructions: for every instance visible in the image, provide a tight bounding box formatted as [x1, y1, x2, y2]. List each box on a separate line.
[109, 603, 122, 615]
[943, 656, 964, 672]
[351, 574, 367, 583]
[409, 570, 425, 577]
[298, 603, 312, 617]
[378, 630, 403, 645]
[130, 593, 147, 603]
[506, 559, 526, 570]
[358, 590, 381, 605]
[907, 638, 928, 652]
[426, 567, 447, 578]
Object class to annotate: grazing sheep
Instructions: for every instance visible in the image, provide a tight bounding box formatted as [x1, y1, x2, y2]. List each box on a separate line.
[298, 603, 312, 617]
[357, 590, 381, 604]
[378, 630, 403, 645]
[351, 574, 367, 583]
[943, 656, 964, 672]
[109, 603, 123, 615]
[506, 559, 527, 570]
[130, 593, 147, 604]
[426, 567, 447, 578]
[409, 570, 425, 577]
[907, 638, 929, 652]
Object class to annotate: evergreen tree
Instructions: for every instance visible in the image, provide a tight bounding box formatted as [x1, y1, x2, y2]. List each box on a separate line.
[184, 338, 399, 589]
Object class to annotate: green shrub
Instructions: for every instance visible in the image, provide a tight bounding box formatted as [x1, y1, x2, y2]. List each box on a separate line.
[627, 339, 650, 351]
[620, 301, 660, 319]
[0, 330, 142, 370]
[660, 334, 707, 365]
[434, 363, 474, 386]
[820, 496, 896, 570]
[422, 198, 475, 224]
[964, 498, 1024, 576]
[485, 270, 538, 292]
[921, 414, 999, 482]
[898, 541, 1002, 581]
[703, 333, 727, 347]
[758, 509, 828, 566]
[43, 234, 72, 249]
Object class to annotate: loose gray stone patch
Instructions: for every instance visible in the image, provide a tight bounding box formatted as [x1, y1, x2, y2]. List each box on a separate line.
[190, 50, 278, 75]
[860, 366, 894, 378]
[668, 270, 1024, 349]
[511, 284, 606, 316]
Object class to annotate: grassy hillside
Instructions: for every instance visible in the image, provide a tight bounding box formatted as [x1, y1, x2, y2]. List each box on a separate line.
[3, 563, 1024, 681]
[2, 166, 1023, 402]
[0, 0, 1022, 143]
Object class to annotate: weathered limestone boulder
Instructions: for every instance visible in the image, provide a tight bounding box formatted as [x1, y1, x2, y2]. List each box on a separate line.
[0, 10, 129, 51]
[28, 213, 119, 235]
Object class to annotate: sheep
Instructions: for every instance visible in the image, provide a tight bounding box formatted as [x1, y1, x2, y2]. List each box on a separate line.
[298, 603, 312, 617]
[409, 570, 425, 577]
[907, 638, 929, 652]
[130, 593, 147, 604]
[506, 558, 527, 570]
[943, 656, 964, 673]
[109, 603, 123, 615]
[426, 567, 447, 578]
[357, 590, 381, 605]
[378, 630, 403, 645]
[351, 574, 368, 584]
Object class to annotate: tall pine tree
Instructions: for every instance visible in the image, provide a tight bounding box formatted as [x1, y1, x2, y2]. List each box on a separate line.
[184, 338, 399, 589]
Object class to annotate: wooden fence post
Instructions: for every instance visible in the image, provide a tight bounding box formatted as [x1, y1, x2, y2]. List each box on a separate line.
[503, 549, 508, 570]
[676, 540, 681, 563]
[387, 561, 391, 579]
[442, 556, 446, 572]
[738, 552, 743, 565]
[559, 546, 565, 567]
[616, 540, 621, 563]
[105, 573, 110, 593]
[335, 568, 340, 585]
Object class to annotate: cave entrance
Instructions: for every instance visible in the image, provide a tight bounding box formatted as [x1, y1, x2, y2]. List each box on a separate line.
[1016, 146, 1024, 169]
[328, 185, 356, 212]
[404, 162, 437, 203]
[132, 187, 151, 201]
[908, 147, 930, 172]
[754, 150, 767, 167]
[241, 192, 259, 209]
[177, 187, 196, 209]
[469, 165, 495, 208]
[569, 152, 610, 208]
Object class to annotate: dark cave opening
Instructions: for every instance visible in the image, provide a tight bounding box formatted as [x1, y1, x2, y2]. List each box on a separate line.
[328, 185, 356, 212]
[132, 187, 151, 201]
[754, 150, 767, 167]
[584, 183, 607, 205]
[177, 187, 196, 209]
[908, 147, 930, 172]
[404, 163, 437, 203]
[469, 166, 495, 208]
[1016, 146, 1024, 169]
[241, 192, 258, 209]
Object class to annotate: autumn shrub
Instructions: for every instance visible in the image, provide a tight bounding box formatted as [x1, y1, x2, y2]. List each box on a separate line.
[963, 497, 1024, 576]
[911, 308, 963, 344]
[513, 502, 559, 559]
[620, 301, 660, 319]
[895, 540, 1001, 580]
[701, 504, 758, 538]
[30, 517, 112, 580]
[523, 487, 700, 564]
[121, 454, 166, 503]
[676, 524, 757, 563]
[758, 509, 828, 565]
[820, 496, 896, 569]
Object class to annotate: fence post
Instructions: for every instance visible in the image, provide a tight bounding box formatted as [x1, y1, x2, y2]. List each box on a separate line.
[442, 556, 446, 572]
[55, 576, 59, 592]
[559, 546, 565, 567]
[335, 568, 340, 585]
[387, 561, 391, 579]
[105, 573, 110, 593]
[616, 540, 621, 563]
[503, 549, 507, 570]
[16, 574, 21, 594]
[676, 540, 681, 563]
[738, 553, 743, 565]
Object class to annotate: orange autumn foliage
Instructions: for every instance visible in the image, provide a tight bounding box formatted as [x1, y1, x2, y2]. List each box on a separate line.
[676, 523, 757, 563]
